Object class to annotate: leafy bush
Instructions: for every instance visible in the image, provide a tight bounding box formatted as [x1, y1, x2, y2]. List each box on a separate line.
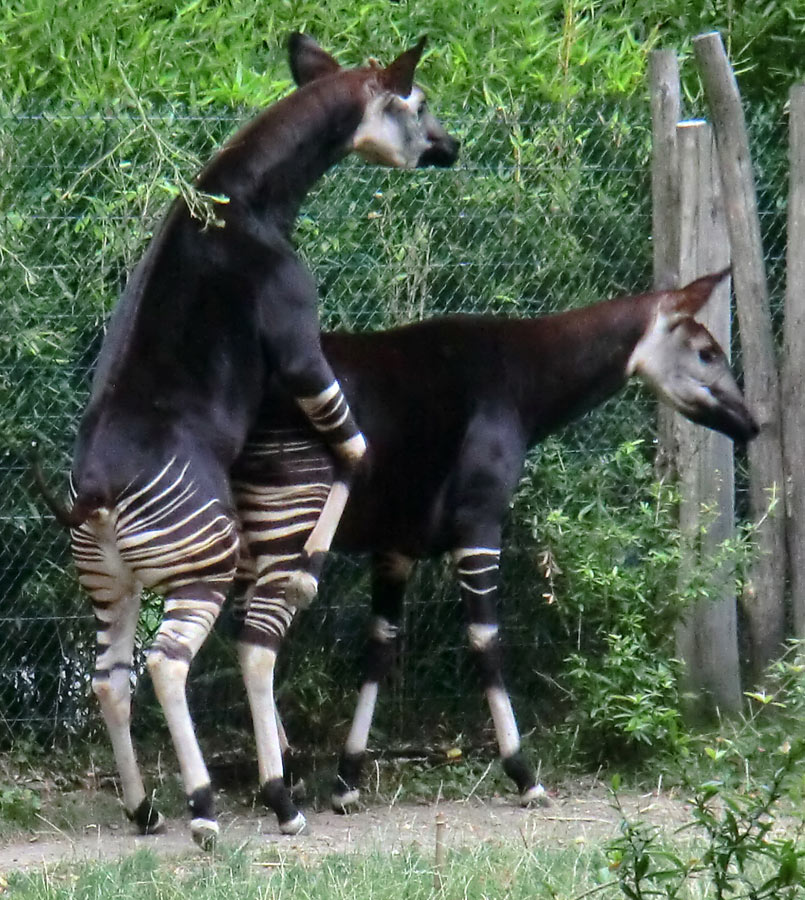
[0, 785, 41, 829]
[608, 736, 805, 899]
[507, 437, 689, 763]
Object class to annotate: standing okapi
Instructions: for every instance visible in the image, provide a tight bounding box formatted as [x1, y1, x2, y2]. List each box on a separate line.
[35, 34, 459, 847]
[232, 270, 758, 831]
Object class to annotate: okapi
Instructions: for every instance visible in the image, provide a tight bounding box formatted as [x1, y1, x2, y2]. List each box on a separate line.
[232, 270, 758, 832]
[35, 34, 459, 847]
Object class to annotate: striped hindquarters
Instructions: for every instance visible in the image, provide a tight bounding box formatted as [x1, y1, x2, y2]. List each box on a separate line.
[71, 456, 239, 605]
[234, 428, 333, 646]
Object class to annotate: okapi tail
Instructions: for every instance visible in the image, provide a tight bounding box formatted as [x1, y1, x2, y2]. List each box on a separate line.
[30, 455, 90, 529]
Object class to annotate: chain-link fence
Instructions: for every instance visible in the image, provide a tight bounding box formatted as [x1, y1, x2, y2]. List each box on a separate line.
[0, 101, 789, 759]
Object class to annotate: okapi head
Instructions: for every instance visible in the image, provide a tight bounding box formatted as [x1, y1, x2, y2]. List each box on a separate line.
[288, 33, 460, 169]
[626, 269, 759, 442]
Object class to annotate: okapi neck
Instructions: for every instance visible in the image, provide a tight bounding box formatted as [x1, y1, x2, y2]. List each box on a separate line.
[516, 292, 655, 439]
[197, 78, 367, 234]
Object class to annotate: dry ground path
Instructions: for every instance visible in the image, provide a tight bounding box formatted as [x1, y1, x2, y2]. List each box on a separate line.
[0, 783, 691, 871]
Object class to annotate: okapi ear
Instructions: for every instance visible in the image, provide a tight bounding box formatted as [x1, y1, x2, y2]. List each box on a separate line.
[288, 33, 341, 86]
[662, 267, 731, 321]
[382, 35, 427, 96]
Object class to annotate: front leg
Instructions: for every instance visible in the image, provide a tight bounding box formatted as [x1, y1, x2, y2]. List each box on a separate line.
[258, 252, 367, 608]
[332, 552, 413, 813]
[453, 546, 548, 806]
[289, 379, 366, 606]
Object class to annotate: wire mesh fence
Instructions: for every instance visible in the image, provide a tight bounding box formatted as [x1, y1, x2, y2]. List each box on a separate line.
[0, 100, 788, 757]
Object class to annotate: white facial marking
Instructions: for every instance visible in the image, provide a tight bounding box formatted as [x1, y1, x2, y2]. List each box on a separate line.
[627, 307, 738, 423]
[352, 86, 428, 169]
[626, 306, 667, 379]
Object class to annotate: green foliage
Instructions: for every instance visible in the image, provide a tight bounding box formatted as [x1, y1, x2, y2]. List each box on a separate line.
[6, 842, 610, 900]
[607, 656, 805, 898]
[0, 784, 41, 829]
[509, 437, 690, 763]
[2, 0, 803, 110]
[566, 632, 687, 761]
[608, 738, 805, 899]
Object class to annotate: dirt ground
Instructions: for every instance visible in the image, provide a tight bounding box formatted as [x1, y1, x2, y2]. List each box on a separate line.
[0, 782, 693, 871]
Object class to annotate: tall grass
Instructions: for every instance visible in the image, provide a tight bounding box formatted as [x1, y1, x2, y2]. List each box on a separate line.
[2, 0, 803, 109]
[6, 843, 612, 900]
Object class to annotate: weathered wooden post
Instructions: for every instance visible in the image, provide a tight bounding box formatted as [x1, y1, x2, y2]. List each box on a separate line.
[783, 83, 805, 638]
[650, 50, 681, 477]
[693, 31, 786, 677]
[674, 120, 742, 717]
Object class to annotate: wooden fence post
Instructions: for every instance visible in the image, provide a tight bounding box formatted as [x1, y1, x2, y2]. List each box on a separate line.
[674, 120, 742, 717]
[783, 83, 805, 638]
[650, 50, 681, 478]
[693, 31, 786, 677]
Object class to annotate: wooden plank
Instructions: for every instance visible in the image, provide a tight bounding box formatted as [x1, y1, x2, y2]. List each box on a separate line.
[783, 83, 805, 637]
[649, 50, 681, 478]
[693, 31, 786, 676]
[674, 120, 741, 717]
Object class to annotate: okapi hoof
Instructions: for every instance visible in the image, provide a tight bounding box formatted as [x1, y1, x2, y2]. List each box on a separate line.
[520, 784, 551, 807]
[127, 798, 166, 835]
[331, 788, 360, 814]
[279, 811, 308, 835]
[285, 571, 318, 609]
[191, 818, 220, 851]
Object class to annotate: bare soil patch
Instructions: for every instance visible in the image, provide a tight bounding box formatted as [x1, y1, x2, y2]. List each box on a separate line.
[0, 782, 692, 871]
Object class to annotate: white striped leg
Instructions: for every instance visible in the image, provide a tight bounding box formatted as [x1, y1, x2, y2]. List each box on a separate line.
[146, 584, 225, 850]
[91, 591, 166, 834]
[72, 523, 165, 835]
[239, 642, 306, 835]
[453, 547, 548, 807]
[233, 474, 313, 832]
[285, 381, 367, 608]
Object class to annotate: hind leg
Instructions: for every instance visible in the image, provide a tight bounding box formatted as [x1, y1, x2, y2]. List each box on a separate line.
[146, 582, 227, 849]
[238, 585, 304, 834]
[239, 639, 306, 834]
[453, 545, 548, 807]
[94, 591, 167, 833]
[72, 528, 165, 833]
[234, 473, 324, 833]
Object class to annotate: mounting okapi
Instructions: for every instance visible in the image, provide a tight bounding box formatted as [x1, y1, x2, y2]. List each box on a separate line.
[35, 35, 459, 847]
[232, 270, 758, 832]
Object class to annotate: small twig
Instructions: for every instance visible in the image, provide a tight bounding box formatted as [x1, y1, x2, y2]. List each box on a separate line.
[59, 124, 144, 200]
[462, 760, 493, 804]
[434, 810, 446, 894]
[568, 881, 617, 900]
[539, 815, 612, 824]
[35, 813, 73, 844]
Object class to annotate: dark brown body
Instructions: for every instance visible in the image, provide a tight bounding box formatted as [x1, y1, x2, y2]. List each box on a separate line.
[234, 273, 757, 827]
[251, 297, 668, 556]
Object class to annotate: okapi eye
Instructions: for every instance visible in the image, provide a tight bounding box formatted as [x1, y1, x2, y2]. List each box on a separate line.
[698, 347, 716, 364]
